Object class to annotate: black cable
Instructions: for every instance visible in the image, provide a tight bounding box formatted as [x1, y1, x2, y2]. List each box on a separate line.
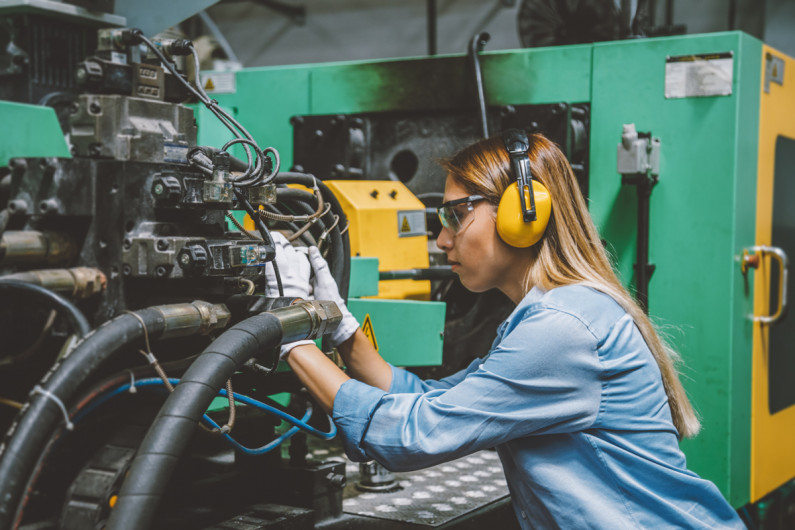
[106, 313, 284, 530]
[0, 309, 168, 528]
[0, 279, 91, 337]
[233, 189, 283, 296]
[273, 173, 351, 300]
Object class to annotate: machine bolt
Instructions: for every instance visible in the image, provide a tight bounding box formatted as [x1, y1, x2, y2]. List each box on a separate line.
[370, 190, 379, 199]
[122, 238, 132, 250]
[122, 264, 132, 276]
[89, 102, 101, 114]
[156, 239, 169, 251]
[314, 129, 324, 138]
[151, 176, 182, 203]
[7, 200, 28, 214]
[177, 244, 208, 273]
[155, 265, 169, 277]
[290, 115, 304, 127]
[39, 199, 60, 214]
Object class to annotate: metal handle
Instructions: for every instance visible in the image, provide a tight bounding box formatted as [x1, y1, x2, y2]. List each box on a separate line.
[743, 245, 789, 324]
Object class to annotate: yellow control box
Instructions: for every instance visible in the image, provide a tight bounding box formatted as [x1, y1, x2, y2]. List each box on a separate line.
[324, 180, 430, 300]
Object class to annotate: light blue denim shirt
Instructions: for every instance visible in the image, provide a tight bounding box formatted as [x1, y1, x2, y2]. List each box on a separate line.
[332, 285, 744, 529]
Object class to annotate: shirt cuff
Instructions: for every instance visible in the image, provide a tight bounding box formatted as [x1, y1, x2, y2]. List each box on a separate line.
[332, 379, 387, 461]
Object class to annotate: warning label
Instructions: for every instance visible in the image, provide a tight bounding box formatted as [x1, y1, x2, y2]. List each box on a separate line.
[361, 314, 378, 351]
[665, 52, 733, 99]
[199, 72, 237, 94]
[397, 210, 426, 238]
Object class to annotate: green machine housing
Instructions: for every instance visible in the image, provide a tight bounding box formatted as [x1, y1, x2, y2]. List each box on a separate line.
[194, 31, 795, 510]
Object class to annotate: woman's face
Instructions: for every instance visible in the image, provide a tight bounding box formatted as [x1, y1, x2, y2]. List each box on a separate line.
[436, 175, 530, 302]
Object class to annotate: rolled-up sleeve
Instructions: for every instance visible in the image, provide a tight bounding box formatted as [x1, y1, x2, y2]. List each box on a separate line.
[332, 305, 603, 470]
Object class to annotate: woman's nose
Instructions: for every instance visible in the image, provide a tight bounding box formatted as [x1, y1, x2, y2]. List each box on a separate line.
[436, 226, 454, 252]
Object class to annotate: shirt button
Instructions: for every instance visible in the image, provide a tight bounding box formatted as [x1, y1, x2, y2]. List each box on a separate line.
[521, 511, 527, 519]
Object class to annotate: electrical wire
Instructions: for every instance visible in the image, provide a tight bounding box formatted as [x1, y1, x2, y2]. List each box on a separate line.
[133, 30, 273, 187]
[72, 378, 335, 455]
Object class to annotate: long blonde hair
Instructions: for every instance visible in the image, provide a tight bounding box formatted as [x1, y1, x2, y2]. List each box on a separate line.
[441, 134, 700, 438]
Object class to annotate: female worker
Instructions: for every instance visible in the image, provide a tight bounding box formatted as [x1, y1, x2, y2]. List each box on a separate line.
[273, 131, 744, 528]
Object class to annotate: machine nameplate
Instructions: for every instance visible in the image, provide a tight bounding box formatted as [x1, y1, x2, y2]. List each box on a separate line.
[665, 52, 733, 99]
[163, 142, 188, 164]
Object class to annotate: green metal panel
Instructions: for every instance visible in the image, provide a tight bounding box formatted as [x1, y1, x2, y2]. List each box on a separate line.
[590, 31, 761, 506]
[349, 257, 380, 298]
[347, 298, 444, 367]
[0, 101, 70, 165]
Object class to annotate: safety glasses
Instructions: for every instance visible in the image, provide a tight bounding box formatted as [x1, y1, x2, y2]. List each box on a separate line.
[437, 195, 485, 234]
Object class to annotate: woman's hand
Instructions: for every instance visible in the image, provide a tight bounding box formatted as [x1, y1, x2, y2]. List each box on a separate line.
[266, 232, 310, 300]
[307, 247, 360, 347]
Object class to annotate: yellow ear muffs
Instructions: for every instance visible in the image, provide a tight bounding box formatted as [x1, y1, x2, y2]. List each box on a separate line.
[496, 180, 552, 248]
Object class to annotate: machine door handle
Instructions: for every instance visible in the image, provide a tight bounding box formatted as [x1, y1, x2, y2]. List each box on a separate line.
[742, 245, 789, 324]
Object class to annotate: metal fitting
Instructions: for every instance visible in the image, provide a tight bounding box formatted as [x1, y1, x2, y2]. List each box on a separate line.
[0, 231, 75, 265]
[0, 267, 106, 299]
[154, 301, 232, 339]
[270, 300, 342, 343]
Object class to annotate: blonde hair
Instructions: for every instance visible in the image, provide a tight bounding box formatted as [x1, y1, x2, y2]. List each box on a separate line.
[441, 134, 700, 438]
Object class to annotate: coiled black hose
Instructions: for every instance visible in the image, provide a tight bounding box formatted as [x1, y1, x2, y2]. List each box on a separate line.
[0, 309, 167, 529]
[274, 172, 351, 301]
[0, 279, 91, 337]
[106, 313, 283, 530]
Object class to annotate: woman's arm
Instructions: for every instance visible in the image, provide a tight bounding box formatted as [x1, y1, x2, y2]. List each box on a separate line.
[285, 328, 392, 414]
[335, 328, 392, 391]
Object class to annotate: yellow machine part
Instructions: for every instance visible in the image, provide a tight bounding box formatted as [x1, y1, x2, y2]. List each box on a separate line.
[750, 44, 795, 502]
[324, 180, 430, 300]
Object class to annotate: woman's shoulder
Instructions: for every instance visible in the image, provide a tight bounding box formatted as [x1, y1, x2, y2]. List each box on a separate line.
[514, 284, 628, 341]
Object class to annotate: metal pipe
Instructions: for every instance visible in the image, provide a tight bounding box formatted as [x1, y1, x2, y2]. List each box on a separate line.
[0, 301, 231, 529]
[380, 266, 455, 281]
[467, 32, 491, 139]
[106, 300, 341, 530]
[0, 267, 106, 299]
[427, 0, 437, 56]
[0, 231, 75, 265]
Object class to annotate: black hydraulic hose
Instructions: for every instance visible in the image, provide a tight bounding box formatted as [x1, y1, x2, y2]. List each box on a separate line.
[106, 313, 283, 530]
[0, 279, 91, 337]
[0, 309, 166, 529]
[275, 172, 351, 300]
[468, 32, 491, 139]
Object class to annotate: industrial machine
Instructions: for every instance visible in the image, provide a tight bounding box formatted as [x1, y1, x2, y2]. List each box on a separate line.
[1, 1, 795, 529]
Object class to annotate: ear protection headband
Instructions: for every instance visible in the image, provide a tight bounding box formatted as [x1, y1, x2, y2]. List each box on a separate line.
[496, 129, 552, 248]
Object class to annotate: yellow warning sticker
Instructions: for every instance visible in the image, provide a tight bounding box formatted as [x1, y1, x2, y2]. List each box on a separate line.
[199, 72, 237, 94]
[401, 216, 411, 233]
[397, 210, 426, 238]
[361, 314, 378, 351]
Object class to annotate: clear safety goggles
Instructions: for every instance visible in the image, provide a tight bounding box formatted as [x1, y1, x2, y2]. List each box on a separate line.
[437, 195, 485, 234]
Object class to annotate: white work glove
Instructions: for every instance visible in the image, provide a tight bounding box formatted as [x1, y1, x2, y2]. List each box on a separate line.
[266, 232, 310, 299]
[308, 246, 360, 347]
[266, 232, 314, 359]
